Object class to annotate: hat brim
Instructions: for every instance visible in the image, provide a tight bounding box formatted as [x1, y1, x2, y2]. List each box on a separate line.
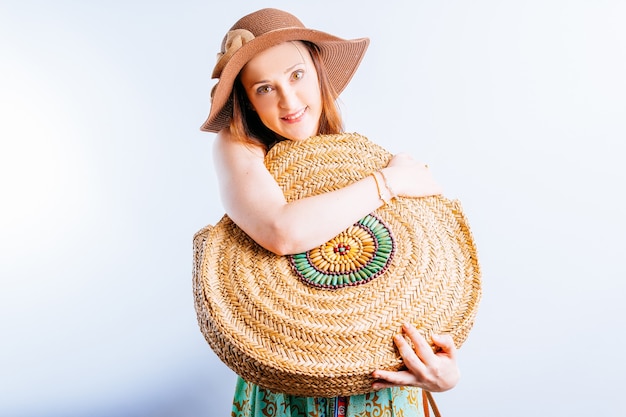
[200, 29, 369, 133]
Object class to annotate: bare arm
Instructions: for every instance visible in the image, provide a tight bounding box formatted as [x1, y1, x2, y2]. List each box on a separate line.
[213, 129, 441, 255]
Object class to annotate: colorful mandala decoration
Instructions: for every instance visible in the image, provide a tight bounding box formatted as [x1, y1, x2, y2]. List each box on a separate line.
[289, 214, 395, 289]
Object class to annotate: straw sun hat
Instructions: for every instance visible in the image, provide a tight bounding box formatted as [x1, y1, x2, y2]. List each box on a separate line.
[193, 133, 482, 397]
[200, 8, 370, 132]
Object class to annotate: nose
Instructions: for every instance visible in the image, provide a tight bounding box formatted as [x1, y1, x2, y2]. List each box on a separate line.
[278, 86, 298, 109]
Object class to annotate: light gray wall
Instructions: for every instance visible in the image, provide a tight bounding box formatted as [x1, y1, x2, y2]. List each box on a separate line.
[1, 1, 624, 416]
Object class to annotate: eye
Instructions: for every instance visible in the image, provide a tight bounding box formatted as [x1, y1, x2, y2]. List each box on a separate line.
[291, 69, 304, 81]
[256, 85, 273, 95]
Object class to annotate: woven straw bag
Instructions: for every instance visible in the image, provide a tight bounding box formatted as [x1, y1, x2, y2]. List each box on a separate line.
[193, 133, 481, 398]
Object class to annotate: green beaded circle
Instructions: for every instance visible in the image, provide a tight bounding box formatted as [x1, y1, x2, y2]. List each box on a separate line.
[289, 214, 395, 289]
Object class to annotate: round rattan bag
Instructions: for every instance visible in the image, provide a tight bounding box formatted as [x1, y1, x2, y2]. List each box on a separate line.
[193, 132, 481, 398]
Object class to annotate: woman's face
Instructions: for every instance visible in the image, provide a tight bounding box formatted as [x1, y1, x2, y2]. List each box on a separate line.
[239, 41, 322, 141]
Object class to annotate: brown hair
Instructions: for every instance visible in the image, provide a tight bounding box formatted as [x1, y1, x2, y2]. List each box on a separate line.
[229, 41, 344, 151]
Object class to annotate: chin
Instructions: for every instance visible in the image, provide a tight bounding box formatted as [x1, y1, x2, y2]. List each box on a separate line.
[287, 127, 319, 141]
[277, 130, 312, 141]
[288, 135, 314, 141]
[283, 121, 319, 140]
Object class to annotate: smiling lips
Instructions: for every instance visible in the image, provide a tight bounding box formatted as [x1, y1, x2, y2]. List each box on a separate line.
[282, 107, 307, 123]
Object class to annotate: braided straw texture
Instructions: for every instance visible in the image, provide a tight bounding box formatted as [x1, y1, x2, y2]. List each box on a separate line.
[193, 133, 481, 398]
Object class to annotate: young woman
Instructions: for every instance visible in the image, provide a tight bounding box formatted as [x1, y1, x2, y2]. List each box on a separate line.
[201, 8, 460, 416]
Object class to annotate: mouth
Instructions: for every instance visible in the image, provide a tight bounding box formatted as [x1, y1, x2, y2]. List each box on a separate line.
[281, 107, 307, 122]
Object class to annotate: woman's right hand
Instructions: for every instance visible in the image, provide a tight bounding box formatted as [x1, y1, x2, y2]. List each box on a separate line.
[381, 153, 443, 198]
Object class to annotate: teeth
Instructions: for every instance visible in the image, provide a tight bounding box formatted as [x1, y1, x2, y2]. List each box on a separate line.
[284, 108, 306, 120]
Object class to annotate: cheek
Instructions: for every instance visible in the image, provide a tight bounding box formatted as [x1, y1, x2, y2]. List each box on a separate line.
[250, 97, 276, 118]
[306, 80, 322, 106]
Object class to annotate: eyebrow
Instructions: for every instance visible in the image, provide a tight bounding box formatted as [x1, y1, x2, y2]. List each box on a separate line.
[283, 62, 304, 75]
[248, 62, 305, 88]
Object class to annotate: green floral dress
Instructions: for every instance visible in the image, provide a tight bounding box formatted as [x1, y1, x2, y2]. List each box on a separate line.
[231, 376, 427, 417]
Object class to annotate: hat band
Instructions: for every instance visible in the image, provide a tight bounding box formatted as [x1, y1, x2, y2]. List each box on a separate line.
[212, 29, 255, 79]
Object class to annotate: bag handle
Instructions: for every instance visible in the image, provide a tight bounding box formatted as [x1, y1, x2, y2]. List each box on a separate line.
[423, 390, 442, 417]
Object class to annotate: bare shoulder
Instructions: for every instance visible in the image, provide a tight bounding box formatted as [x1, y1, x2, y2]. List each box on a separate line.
[210, 128, 287, 239]
[213, 128, 265, 165]
[212, 129, 269, 191]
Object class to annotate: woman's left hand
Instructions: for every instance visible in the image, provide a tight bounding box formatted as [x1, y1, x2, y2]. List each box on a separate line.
[371, 323, 460, 392]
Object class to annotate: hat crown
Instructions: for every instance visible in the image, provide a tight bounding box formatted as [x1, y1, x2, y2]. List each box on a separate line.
[221, 8, 305, 52]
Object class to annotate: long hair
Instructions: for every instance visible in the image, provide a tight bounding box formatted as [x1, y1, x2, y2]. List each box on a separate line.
[229, 41, 344, 151]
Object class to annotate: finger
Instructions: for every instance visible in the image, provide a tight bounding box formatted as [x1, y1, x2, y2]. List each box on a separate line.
[431, 334, 457, 357]
[393, 332, 427, 377]
[371, 369, 413, 387]
[371, 380, 398, 390]
[402, 324, 437, 364]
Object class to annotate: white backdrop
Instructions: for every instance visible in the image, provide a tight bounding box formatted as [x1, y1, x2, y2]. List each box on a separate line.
[1, 1, 625, 416]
